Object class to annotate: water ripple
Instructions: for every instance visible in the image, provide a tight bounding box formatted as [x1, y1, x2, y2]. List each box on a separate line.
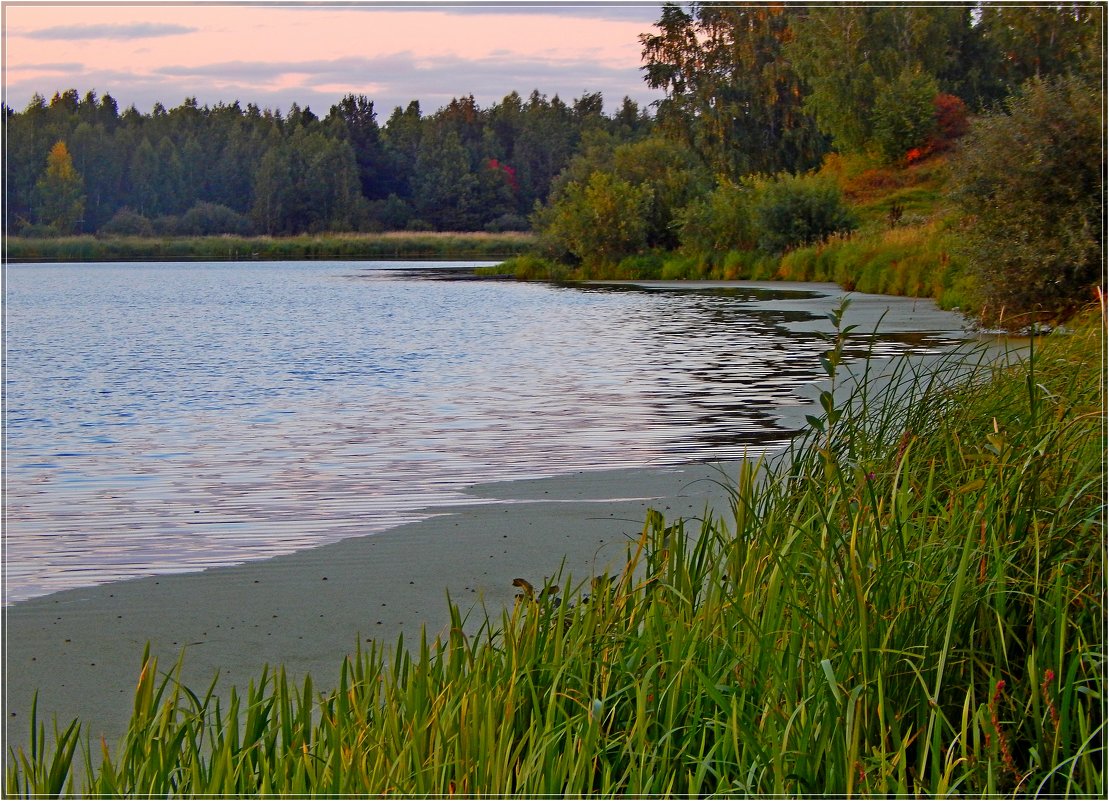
[3, 262, 964, 603]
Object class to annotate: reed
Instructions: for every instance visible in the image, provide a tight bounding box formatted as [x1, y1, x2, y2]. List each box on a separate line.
[5, 232, 537, 264]
[7, 303, 1104, 797]
[775, 217, 969, 309]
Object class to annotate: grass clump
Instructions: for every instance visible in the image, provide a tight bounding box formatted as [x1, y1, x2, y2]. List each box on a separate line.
[7, 304, 1104, 797]
[777, 217, 969, 308]
[476, 253, 575, 281]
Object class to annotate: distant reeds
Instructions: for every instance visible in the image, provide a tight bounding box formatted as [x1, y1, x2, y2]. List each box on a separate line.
[5, 232, 536, 264]
[6, 304, 1104, 797]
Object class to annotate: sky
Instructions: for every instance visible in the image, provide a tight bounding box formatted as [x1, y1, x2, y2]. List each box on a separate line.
[3, 1, 667, 118]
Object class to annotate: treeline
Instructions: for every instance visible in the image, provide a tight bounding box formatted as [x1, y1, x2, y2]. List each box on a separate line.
[5, 88, 651, 237]
[523, 3, 1102, 324]
[641, 3, 1099, 176]
[533, 2, 1100, 259]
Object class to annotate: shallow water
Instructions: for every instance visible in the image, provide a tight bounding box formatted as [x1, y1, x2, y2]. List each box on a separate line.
[4, 261, 964, 602]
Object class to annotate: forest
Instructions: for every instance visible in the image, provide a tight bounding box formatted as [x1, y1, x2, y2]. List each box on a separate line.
[7, 87, 651, 237]
[6, 3, 1103, 323]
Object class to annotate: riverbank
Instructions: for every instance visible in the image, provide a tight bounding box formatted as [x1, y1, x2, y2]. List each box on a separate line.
[3, 460, 740, 755]
[3, 282, 971, 755]
[6, 304, 1101, 796]
[4, 231, 536, 263]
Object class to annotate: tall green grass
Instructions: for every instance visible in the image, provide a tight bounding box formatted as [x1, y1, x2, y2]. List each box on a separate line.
[7, 305, 1104, 797]
[776, 218, 970, 309]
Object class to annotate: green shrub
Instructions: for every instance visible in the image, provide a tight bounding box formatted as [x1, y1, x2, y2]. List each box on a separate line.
[870, 69, 940, 162]
[947, 74, 1102, 326]
[540, 171, 653, 268]
[754, 173, 857, 254]
[721, 248, 777, 279]
[176, 202, 253, 236]
[659, 254, 703, 280]
[615, 252, 664, 279]
[489, 254, 571, 280]
[99, 207, 154, 237]
[676, 181, 758, 262]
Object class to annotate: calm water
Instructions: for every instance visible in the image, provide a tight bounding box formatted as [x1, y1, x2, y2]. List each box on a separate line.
[4, 262, 961, 603]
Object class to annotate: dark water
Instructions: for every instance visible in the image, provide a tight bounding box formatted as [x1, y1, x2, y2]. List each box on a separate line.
[3, 262, 962, 603]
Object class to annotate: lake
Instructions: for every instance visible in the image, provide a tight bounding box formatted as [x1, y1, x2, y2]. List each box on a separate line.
[3, 261, 966, 603]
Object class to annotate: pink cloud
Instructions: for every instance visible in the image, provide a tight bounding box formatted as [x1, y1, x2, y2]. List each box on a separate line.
[4, 4, 661, 113]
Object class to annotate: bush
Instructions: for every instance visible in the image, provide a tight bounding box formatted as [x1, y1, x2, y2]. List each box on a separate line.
[722, 248, 776, 280]
[947, 74, 1102, 326]
[539, 171, 653, 267]
[930, 93, 969, 150]
[496, 254, 572, 280]
[615, 252, 664, 279]
[754, 173, 857, 254]
[870, 69, 940, 162]
[610, 136, 711, 249]
[176, 202, 253, 236]
[16, 222, 63, 238]
[677, 181, 758, 262]
[152, 215, 180, 236]
[483, 213, 531, 233]
[658, 254, 703, 280]
[99, 207, 154, 237]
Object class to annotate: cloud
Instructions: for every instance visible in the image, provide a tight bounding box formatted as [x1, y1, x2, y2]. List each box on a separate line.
[5, 7, 664, 117]
[7, 61, 84, 73]
[151, 51, 660, 114]
[286, 2, 664, 24]
[23, 23, 196, 40]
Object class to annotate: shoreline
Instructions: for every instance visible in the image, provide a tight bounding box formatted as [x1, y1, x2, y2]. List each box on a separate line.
[2, 283, 975, 757]
[3, 459, 743, 755]
[3, 233, 537, 265]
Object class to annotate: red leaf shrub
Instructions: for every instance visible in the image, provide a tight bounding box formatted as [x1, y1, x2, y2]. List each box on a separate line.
[930, 93, 969, 151]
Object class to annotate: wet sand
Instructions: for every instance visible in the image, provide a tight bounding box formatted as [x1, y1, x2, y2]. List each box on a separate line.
[2, 282, 973, 757]
[3, 460, 744, 754]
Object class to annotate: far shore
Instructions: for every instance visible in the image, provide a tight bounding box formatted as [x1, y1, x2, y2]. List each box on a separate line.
[3, 285, 976, 758]
[3, 231, 537, 264]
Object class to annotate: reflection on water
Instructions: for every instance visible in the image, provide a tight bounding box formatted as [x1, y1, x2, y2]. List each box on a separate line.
[4, 262, 964, 603]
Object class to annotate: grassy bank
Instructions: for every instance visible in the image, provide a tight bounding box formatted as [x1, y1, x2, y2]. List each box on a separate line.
[7, 304, 1104, 797]
[4, 231, 537, 263]
[488, 155, 974, 311]
[769, 155, 970, 308]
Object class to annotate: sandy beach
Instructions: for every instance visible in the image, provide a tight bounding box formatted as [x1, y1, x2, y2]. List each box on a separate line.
[4, 460, 744, 754]
[3, 283, 974, 756]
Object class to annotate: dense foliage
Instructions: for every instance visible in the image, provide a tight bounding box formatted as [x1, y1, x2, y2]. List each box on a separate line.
[947, 74, 1104, 325]
[534, 2, 1102, 323]
[753, 173, 857, 254]
[4, 90, 650, 237]
[641, 4, 827, 180]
